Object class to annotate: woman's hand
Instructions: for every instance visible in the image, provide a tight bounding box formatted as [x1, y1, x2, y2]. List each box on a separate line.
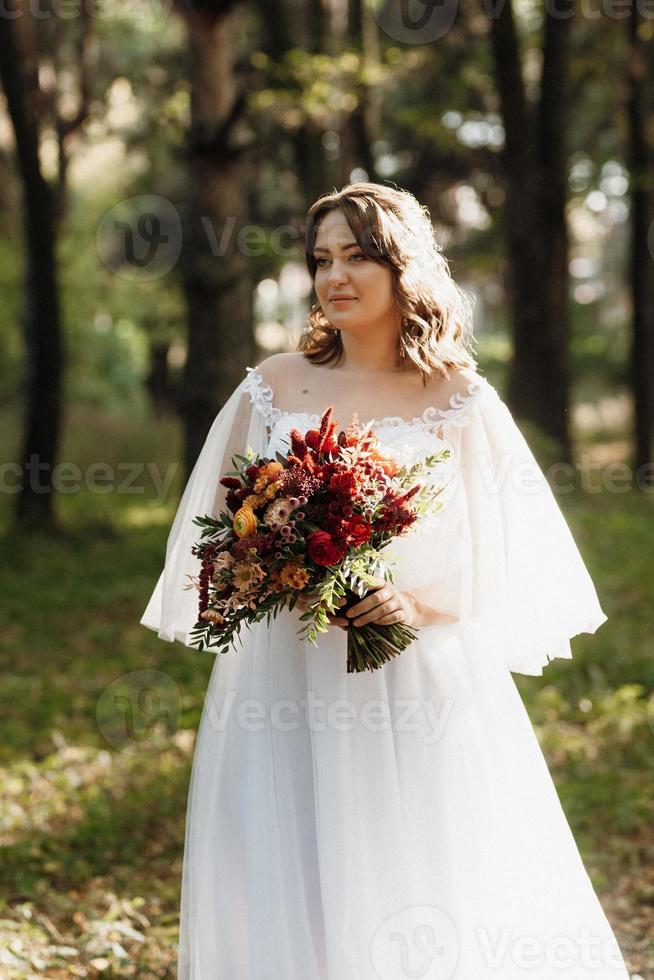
[343, 578, 418, 628]
[295, 580, 457, 630]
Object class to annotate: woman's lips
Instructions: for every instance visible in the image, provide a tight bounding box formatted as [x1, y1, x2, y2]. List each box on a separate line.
[330, 297, 356, 304]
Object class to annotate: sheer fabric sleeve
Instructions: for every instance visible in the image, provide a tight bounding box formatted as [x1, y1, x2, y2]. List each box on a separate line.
[388, 434, 472, 624]
[397, 376, 608, 675]
[139, 370, 270, 647]
[458, 380, 608, 675]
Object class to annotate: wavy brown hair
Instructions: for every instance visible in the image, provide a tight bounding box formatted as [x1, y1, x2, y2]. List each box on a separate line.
[298, 181, 478, 385]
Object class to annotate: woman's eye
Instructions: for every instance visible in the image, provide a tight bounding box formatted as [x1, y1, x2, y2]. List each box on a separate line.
[315, 254, 364, 266]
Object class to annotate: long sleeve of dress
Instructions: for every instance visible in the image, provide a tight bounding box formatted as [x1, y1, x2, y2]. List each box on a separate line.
[140, 372, 270, 646]
[399, 378, 608, 676]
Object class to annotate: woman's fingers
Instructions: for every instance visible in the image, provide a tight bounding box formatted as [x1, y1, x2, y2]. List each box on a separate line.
[345, 584, 390, 623]
[327, 612, 349, 628]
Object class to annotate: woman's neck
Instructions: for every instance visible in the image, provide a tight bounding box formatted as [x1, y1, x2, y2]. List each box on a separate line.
[334, 332, 412, 375]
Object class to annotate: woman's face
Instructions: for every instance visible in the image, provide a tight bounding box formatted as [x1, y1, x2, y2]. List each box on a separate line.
[312, 209, 399, 334]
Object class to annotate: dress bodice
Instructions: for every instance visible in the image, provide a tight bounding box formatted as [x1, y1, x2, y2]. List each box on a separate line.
[242, 367, 487, 607]
[243, 366, 487, 463]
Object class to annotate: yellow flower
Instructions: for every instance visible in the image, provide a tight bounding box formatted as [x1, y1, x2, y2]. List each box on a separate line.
[243, 494, 264, 508]
[261, 461, 283, 479]
[279, 560, 310, 590]
[233, 505, 258, 537]
[253, 462, 284, 492]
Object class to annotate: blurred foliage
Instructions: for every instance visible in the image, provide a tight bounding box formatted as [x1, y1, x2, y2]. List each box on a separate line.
[0, 0, 637, 418]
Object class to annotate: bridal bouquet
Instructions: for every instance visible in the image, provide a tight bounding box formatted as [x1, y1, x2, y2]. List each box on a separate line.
[186, 406, 452, 672]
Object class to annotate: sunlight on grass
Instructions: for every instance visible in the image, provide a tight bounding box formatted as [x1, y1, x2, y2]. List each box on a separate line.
[0, 732, 193, 977]
[118, 504, 174, 529]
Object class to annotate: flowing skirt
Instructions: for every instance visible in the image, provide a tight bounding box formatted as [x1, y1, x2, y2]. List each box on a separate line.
[177, 610, 631, 979]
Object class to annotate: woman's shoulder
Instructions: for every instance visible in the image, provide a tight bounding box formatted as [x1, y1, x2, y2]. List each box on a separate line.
[249, 356, 493, 411]
[250, 351, 303, 386]
[243, 353, 308, 418]
[424, 364, 490, 406]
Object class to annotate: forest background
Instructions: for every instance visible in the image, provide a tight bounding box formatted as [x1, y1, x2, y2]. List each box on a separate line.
[0, 0, 653, 975]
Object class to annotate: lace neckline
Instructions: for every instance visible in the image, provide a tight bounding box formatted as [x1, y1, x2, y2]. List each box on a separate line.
[244, 365, 488, 432]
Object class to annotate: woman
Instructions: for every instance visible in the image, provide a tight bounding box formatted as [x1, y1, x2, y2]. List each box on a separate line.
[141, 182, 631, 978]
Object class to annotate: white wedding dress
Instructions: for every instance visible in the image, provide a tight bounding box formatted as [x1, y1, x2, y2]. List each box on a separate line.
[141, 364, 632, 980]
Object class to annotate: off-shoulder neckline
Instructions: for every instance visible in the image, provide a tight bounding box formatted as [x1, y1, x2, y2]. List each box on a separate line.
[243, 365, 492, 432]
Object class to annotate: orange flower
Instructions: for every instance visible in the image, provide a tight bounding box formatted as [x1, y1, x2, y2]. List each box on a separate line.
[254, 462, 284, 491]
[377, 455, 399, 477]
[278, 560, 310, 589]
[243, 493, 265, 508]
[263, 479, 283, 500]
[233, 505, 258, 537]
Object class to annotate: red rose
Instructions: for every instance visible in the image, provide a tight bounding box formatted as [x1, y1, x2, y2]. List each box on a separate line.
[344, 516, 372, 545]
[307, 530, 347, 566]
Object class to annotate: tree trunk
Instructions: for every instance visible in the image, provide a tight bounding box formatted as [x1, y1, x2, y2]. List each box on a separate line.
[627, 4, 654, 486]
[0, 5, 64, 529]
[488, 0, 573, 461]
[178, 5, 256, 481]
[308, 0, 331, 43]
[343, 0, 380, 182]
[297, 0, 340, 200]
[145, 340, 175, 417]
[533, 0, 573, 453]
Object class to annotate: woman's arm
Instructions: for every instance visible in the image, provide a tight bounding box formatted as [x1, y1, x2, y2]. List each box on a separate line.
[340, 582, 459, 629]
[403, 592, 460, 627]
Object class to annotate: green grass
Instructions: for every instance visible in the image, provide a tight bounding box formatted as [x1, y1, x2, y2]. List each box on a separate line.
[0, 401, 652, 977]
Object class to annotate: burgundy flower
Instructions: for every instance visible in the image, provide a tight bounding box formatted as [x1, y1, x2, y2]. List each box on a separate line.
[307, 530, 347, 566]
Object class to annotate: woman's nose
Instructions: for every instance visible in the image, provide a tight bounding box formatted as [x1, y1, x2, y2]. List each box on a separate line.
[328, 261, 349, 283]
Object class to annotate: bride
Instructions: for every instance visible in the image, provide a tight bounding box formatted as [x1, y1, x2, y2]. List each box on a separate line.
[141, 182, 632, 978]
